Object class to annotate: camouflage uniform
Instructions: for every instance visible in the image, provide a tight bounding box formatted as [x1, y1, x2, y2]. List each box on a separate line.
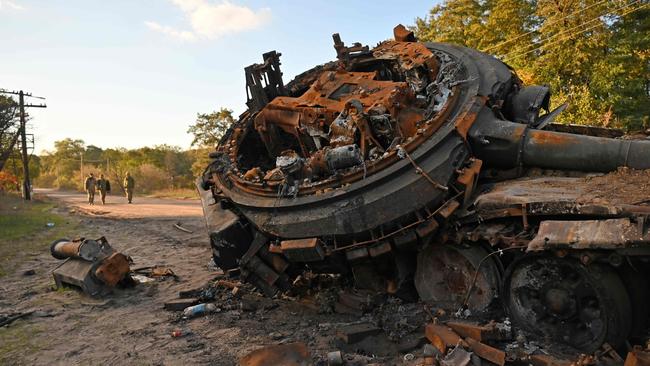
[84, 174, 96, 205]
[96, 175, 109, 205]
[123, 173, 135, 203]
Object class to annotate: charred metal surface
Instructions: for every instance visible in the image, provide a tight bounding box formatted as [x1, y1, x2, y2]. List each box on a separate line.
[528, 218, 650, 251]
[198, 25, 650, 353]
[504, 256, 632, 352]
[50, 237, 130, 296]
[245, 51, 287, 113]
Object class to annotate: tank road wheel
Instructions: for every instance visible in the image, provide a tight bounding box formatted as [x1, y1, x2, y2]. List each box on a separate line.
[503, 256, 632, 352]
[415, 244, 501, 312]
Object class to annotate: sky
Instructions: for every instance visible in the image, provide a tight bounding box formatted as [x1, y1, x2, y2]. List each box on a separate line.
[0, 0, 436, 154]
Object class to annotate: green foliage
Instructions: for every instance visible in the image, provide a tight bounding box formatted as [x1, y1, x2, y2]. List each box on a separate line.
[414, 0, 650, 130]
[36, 140, 201, 193]
[0, 95, 19, 172]
[187, 107, 234, 148]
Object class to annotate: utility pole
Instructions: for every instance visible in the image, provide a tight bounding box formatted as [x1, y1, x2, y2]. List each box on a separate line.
[18, 91, 31, 200]
[80, 152, 84, 191]
[1, 88, 46, 200]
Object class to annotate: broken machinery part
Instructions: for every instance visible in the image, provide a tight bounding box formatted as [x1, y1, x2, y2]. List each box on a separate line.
[50, 237, 130, 296]
[197, 23, 650, 354]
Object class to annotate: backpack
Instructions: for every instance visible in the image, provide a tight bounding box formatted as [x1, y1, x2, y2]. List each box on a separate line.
[106, 180, 111, 192]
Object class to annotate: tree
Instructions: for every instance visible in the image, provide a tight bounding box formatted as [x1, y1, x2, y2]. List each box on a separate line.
[187, 108, 234, 148]
[415, 0, 487, 49]
[603, 6, 650, 130]
[0, 95, 19, 172]
[414, 0, 650, 130]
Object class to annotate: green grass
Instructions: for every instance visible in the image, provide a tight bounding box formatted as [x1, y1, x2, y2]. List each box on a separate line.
[0, 193, 78, 277]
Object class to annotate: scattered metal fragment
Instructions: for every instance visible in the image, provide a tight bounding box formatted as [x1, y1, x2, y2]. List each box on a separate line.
[327, 350, 344, 365]
[442, 345, 472, 366]
[624, 346, 650, 366]
[132, 265, 177, 280]
[336, 323, 382, 344]
[164, 298, 199, 311]
[239, 342, 311, 366]
[464, 337, 506, 366]
[50, 237, 131, 296]
[0, 311, 34, 327]
[447, 321, 510, 342]
[173, 222, 193, 234]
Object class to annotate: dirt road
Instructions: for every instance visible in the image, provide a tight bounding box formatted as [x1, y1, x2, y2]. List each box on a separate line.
[36, 189, 203, 219]
[0, 191, 375, 366]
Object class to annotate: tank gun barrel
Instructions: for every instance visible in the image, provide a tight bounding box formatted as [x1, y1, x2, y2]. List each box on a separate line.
[469, 112, 650, 172]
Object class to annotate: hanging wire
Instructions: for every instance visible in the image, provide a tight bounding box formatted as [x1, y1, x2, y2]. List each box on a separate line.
[503, 0, 647, 62]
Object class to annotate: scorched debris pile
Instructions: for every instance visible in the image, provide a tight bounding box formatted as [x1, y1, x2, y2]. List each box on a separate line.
[197, 25, 650, 353]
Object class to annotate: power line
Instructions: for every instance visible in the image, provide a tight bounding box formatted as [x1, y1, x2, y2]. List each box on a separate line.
[502, 0, 640, 60]
[481, 0, 612, 52]
[0, 89, 46, 99]
[503, 1, 648, 62]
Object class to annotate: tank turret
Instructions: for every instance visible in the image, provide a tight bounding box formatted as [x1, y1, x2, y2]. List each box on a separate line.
[198, 25, 650, 352]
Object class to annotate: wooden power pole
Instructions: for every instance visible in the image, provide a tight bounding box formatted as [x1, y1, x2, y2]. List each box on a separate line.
[18, 91, 31, 200]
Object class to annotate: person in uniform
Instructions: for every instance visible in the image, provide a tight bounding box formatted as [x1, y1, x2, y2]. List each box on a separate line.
[96, 174, 110, 205]
[84, 173, 96, 205]
[123, 172, 135, 203]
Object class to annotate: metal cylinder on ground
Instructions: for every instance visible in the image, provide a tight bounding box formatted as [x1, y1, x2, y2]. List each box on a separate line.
[50, 238, 113, 261]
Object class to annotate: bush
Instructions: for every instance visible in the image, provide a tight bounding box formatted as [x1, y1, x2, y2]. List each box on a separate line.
[0, 171, 19, 192]
[133, 164, 169, 193]
[34, 172, 57, 188]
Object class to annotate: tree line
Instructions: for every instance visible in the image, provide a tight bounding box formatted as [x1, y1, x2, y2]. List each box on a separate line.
[0, 108, 234, 194]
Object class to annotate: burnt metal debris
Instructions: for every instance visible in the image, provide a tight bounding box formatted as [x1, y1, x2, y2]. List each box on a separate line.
[50, 237, 131, 296]
[198, 24, 650, 354]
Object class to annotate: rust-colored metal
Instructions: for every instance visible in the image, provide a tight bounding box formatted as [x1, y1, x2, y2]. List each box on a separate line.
[226, 85, 458, 197]
[253, 70, 416, 158]
[239, 342, 310, 366]
[425, 323, 468, 349]
[200, 26, 650, 354]
[373, 41, 438, 72]
[280, 238, 326, 262]
[456, 159, 482, 187]
[624, 347, 650, 366]
[526, 129, 582, 146]
[465, 337, 506, 366]
[527, 218, 650, 251]
[446, 321, 504, 342]
[392, 24, 416, 42]
[94, 252, 130, 287]
[455, 96, 486, 138]
[51, 240, 82, 259]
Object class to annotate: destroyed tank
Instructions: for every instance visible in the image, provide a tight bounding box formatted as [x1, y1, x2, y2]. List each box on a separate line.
[198, 25, 650, 353]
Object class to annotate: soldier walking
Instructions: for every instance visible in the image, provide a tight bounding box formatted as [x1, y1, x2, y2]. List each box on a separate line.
[123, 172, 135, 204]
[96, 174, 110, 205]
[84, 173, 96, 205]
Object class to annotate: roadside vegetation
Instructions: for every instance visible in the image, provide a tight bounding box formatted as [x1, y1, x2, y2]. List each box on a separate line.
[0, 193, 78, 277]
[1, 109, 233, 198]
[415, 0, 649, 131]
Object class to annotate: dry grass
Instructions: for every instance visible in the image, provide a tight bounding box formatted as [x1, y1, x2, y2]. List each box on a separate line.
[145, 188, 198, 200]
